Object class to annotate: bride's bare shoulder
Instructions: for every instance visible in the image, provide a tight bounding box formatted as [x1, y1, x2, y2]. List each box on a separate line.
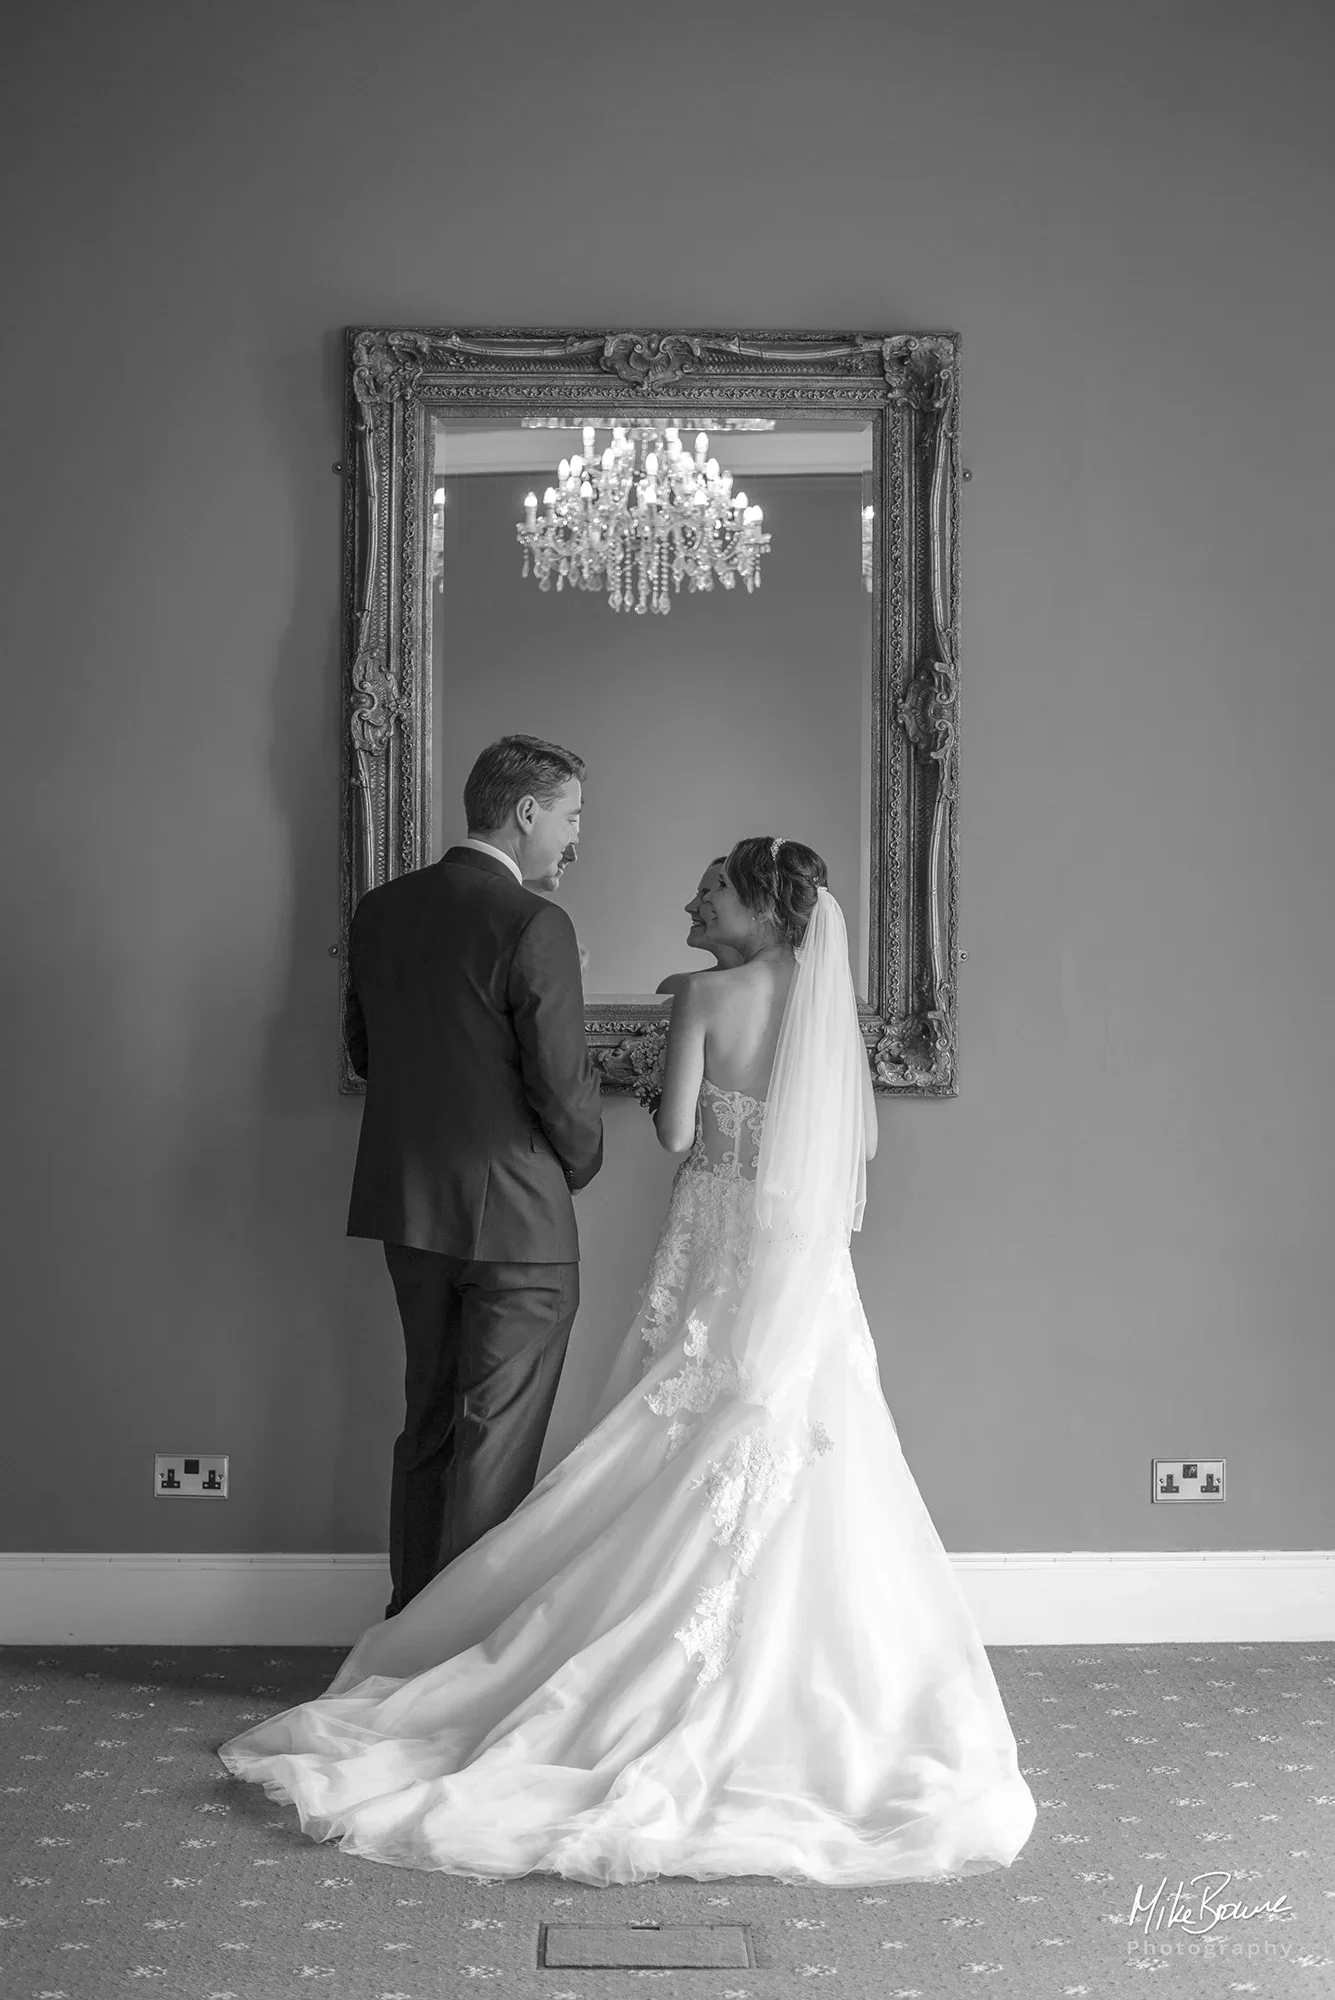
[693, 961, 772, 1017]
[674, 966, 727, 1005]
[667, 964, 747, 1020]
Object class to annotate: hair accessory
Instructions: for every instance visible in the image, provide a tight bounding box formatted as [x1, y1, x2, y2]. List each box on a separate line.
[770, 836, 785, 859]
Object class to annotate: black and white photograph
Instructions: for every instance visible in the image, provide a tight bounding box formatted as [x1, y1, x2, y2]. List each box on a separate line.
[2, 2, 1333, 1994]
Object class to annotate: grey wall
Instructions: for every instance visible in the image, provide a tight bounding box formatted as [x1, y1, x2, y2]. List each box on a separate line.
[432, 472, 872, 995]
[2, 0, 1332, 1557]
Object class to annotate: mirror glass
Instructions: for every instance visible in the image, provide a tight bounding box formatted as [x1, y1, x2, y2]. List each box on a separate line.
[429, 413, 875, 999]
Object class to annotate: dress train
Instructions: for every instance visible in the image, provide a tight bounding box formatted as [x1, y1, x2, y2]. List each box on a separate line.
[218, 1080, 1036, 1883]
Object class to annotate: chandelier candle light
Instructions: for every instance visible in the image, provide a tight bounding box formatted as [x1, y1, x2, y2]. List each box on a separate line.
[517, 423, 770, 615]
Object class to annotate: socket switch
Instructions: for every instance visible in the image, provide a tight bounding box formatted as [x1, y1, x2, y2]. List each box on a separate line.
[1151, 1457, 1225, 1503]
[154, 1453, 228, 1499]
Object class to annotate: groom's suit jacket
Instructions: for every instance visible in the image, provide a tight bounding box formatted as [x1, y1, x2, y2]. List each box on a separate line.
[344, 846, 603, 1262]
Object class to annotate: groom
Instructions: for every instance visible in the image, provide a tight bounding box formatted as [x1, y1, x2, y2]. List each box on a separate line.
[343, 733, 604, 1618]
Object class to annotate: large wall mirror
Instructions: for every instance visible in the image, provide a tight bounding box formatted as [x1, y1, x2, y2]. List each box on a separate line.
[339, 328, 961, 1096]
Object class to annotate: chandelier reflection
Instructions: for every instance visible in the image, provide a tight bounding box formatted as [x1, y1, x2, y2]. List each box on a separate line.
[516, 423, 769, 615]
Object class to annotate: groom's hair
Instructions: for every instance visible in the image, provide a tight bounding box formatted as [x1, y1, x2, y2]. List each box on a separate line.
[725, 837, 828, 948]
[464, 734, 586, 833]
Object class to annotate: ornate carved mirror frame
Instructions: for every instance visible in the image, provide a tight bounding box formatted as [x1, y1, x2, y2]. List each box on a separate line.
[339, 325, 961, 1096]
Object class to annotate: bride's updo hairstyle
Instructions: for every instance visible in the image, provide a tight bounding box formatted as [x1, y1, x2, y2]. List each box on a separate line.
[724, 836, 828, 948]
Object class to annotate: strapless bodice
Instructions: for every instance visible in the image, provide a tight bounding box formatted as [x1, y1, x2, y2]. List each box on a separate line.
[700, 1076, 767, 1115]
[687, 1076, 767, 1184]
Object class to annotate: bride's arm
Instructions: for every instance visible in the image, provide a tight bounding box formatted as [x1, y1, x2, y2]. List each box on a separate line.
[654, 973, 709, 1152]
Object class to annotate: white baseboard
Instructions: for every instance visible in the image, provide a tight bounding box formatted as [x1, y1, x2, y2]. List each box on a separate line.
[0, 1555, 390, 1646]
[1, 1550, 1331, 1647]
[952, 1550, 1335, 1644]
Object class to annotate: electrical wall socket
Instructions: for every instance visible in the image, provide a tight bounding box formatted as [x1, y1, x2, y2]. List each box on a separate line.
[154, 1454, 228, 1499]
[1151, 1457, 1225, 1503]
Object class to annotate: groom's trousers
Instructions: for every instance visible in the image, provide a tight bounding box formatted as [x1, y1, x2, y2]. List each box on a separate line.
[382, 1244, 579, 1618]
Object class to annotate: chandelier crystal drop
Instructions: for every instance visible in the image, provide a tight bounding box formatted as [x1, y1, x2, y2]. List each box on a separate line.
[516, 423, 770, 615]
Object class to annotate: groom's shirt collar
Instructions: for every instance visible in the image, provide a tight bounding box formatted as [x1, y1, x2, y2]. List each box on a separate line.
[457, 836, 523, 886]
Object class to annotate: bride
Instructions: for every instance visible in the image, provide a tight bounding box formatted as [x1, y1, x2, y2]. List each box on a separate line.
[218, 836, 1037, 1884]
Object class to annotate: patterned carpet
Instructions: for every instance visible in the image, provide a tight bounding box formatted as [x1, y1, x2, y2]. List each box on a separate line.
[2, 1642, 1332, 1999]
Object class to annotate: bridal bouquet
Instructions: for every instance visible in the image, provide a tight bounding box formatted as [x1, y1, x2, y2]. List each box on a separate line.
[604, 1020, 669, 1115]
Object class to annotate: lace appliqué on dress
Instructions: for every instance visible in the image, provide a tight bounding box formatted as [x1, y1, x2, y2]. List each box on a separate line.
[849, 1333, 882, 1392]
[704, 1082, 767, 1167]
[639, 1188, 697, 1358]
[647, 1080, 844, 1689]
[674, 1417, 834, 1688]
[638, 1083, 763, 1360]
[644, 1313, 739, 1459]
[673, 1576, 743, 1688]
[689, 1421, 834, 1574]
[828, 1249, 883, 1391]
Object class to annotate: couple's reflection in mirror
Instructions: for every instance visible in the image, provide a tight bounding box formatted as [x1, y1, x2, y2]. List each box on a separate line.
[429, 412, 875, 999]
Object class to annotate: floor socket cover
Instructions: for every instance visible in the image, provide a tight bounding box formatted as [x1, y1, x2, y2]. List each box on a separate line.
[539, 1922, 755, 1968]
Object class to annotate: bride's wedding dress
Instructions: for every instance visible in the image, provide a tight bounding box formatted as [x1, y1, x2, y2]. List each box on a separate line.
[218, 893, 1036, 1885]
